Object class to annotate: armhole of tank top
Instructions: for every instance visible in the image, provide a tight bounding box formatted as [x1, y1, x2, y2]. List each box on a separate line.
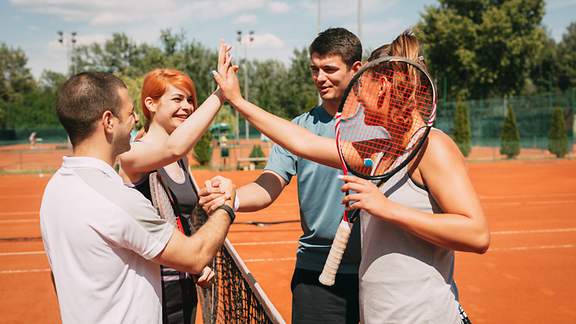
[181, 159, 200, 196]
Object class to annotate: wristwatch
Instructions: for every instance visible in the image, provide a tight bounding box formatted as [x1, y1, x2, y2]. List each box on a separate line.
[216, 204, 235, 223]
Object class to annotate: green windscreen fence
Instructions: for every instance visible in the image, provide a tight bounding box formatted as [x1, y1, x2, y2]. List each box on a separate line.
[0, 127, 69, 145]
[435, 89, 575, 149]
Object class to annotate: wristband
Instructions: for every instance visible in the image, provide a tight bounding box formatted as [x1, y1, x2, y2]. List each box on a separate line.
[233, 193, 240, 212]
[216, 204, 235, 223]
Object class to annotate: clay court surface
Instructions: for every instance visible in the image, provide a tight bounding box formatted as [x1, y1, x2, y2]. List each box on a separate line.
[1, 148, 575, 323]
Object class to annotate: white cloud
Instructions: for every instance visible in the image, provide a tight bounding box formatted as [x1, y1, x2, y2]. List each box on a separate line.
[234, 14, 258, 25]
[72, 33, 110, 46]
[297, 0, 398, 20]
[9, 0, 273, 26]
[268, 1, 290, 13]
[251, 33, 285, 49]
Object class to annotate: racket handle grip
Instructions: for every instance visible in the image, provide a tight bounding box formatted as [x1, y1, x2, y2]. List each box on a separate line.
[319, 219, 353, 286]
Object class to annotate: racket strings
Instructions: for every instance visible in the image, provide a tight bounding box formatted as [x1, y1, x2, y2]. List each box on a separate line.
[339, 62, 435, 177]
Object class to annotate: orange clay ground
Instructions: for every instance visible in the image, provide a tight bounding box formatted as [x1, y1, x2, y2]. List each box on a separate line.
[1, 157, 575, 323]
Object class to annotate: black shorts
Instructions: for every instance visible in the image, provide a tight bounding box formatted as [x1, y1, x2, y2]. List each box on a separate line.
[162, 274, 198, 324]
[291, 268, 359, 324]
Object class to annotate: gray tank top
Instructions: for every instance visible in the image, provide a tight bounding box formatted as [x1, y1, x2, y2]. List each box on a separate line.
[359, 164, 460, 324]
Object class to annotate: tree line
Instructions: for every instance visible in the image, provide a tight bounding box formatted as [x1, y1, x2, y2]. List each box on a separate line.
[0, 0, 574, 138]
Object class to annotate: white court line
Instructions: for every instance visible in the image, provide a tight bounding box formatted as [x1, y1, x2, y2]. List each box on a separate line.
[0, 195, 41, 200]
[244, 257, 296, 263]
[480, 193, 576, 200]
[1, 245, 575, 274]
[492, 228, 576, 235]
[0, 211, 37, 216]
[0, 219, 38, 224]
[483, 200, 576, 207]
[0, 251, 45, 257]
[0, 268, 50, 274]
[1, 227, 575, 258]
[489, 244, 576, 252]
[233, 240, 297, 246]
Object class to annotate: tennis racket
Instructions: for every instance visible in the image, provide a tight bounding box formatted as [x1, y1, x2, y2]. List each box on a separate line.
[149, 172, 183, 232]
[318, 56, 437, 286]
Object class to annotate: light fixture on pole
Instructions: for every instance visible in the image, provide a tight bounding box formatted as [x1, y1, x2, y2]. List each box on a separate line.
[235, 31, 242, 144]
[237, 30, 255, 140]
[57, 31, 78, 75]
[357, 0, 362, 41]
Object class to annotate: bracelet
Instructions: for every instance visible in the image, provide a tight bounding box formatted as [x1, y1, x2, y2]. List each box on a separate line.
[216, 204, 235, 224]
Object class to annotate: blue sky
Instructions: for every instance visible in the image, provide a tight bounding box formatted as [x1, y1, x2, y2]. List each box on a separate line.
[1, 0, 575, 78]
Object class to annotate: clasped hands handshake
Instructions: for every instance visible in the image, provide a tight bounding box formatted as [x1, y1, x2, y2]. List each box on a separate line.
[199, 176, 236, 216]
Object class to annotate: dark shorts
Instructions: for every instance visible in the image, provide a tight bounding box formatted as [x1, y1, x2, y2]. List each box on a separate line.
[291, 268, 359, 324]
[162, 275, 198, 324]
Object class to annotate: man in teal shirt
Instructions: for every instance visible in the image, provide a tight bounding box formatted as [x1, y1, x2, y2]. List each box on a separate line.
[203, 28, 362, 323]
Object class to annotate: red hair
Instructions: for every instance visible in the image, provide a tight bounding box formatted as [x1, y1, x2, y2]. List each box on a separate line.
[140, 69, 197, 123]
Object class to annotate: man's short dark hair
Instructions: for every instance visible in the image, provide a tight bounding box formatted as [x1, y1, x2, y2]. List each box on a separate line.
[56, 72, 127, 146]
[309, 27, 362, 68]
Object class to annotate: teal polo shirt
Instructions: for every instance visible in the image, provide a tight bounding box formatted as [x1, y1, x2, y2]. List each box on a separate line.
[265, 105, 360, 274]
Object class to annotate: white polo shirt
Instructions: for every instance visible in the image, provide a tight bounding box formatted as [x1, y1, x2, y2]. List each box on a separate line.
[40, 156, 174, 324]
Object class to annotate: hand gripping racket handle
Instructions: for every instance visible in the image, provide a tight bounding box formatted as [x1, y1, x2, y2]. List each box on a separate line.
[318, 219, 353, 286]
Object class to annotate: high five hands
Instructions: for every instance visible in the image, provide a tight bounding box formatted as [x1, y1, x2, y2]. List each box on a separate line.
[212, 41, 242, 105]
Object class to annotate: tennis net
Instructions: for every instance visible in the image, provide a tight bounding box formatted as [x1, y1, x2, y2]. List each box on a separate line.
[198, 239, 285, 324]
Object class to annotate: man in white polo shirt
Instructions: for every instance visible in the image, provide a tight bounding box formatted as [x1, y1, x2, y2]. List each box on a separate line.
[40, 72, 235, 323]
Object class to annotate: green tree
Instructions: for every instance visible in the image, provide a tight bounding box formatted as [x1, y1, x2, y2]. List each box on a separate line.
[249, 144, 266, 168]
[72, 33, 139, 75]
[557, 22, 576, 90]
[9, 70, 67, 129]
[0, 43, 36, 128]
[527, 33, 559, 95]
[194, 131, 213, 165]
[250, 59, 288, 118]
[500, 104, 521, 158]
[11, 88, 60, 128]
[249, 144, 264, 158]
[452, 100, 472, 156]
[39, 70, 67, 91]
[280, 48, 318, 118]
[418, 0, 547, 100]
[119, 75, 145, 129]
[548, 107, 568, 158]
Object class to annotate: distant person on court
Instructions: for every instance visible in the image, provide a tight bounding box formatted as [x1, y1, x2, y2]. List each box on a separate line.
[210, 30, 490, 323]
[118, 43, 232, 324]
[201, 28, 363, 324]
[28, 132, 37, 149]
[40, 71, 235, 324]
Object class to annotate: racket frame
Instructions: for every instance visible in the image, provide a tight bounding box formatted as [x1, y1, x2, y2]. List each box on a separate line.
[319, 56, 437, 286]
[337, 55, 437, 182]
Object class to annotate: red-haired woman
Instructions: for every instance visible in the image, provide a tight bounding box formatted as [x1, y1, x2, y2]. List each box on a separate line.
[119, 43, 231, 324]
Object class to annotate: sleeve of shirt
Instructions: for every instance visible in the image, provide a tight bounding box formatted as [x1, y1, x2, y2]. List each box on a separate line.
[117, 198, 175, 260]
[264, 143, 297, 183]
[92, 189, 175, 261]
[264, 116, 302, 183]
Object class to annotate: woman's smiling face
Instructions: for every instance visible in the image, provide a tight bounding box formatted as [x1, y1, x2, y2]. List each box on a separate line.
[153, 84, 195, 133]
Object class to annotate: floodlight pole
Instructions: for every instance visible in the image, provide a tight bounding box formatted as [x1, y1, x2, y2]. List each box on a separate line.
[235, 31, 242, 144]
[357, 0, 362, 41]
[58, 31, 77, 75]
[237, 30, 254, 140]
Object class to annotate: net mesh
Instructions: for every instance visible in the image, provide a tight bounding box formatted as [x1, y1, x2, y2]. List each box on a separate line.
[191, 209, 284, 324]
[199, 240, 284, 324]
[338, 60, 435, 177]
